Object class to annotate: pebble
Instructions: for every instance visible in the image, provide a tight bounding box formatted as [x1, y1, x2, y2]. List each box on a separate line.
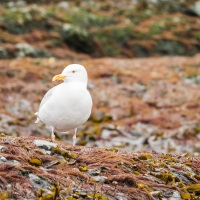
[34, 140, 57, 150]
[0, 145, 7, 152]
[0, 155, 7, 162]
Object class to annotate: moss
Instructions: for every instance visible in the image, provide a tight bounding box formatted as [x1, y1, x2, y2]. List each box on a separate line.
[132, 43, 150, 57]
[180, 193, 191, 199]
[184, 162, 192, 167]
[91, 112, 112, 123]
[66, 10, 116, 29]
[38, 193, 54, 200]
[53, 146, 76, 164]
[79, 164, 88, 172]
[194, 175, 200, 180]
[125, 8, 153, 24]
[2, 6, 49, 34]
[177, 182, 185, 188]
[61, 24, 94, 54]
[133, 171, 140, 175]
[155, 40, 186, 55]
[148, 22, 166, 36]
[138, 153, 152, 160]
[194, 31, 200, 40]
[194, 126, 200, 133]
[87, 193, 108, 200]
[16, 43, 51, 58]
[51, 183, 61, 200]
[29, 158, 42, 166]
[92, 25, 133, 56]
[94, 32, 121, 56]
[108, 26, 133, 47]
[1, 1, 200, 58]
[0, 192, 11, 200]
[106, 148, 118, 153]
[184, 184, 200, 193]
[151, 172, 176, 185]
[35, 182, 61, 200]
[67, 197, 76, 200]
[62, 151, 76, 159]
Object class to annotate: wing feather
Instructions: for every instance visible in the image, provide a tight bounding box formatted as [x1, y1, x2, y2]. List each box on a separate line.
[39, 86, 57, 111]
[35, 85, 57, 122]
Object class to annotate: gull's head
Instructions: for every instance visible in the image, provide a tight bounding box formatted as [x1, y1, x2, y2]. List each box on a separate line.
[52, 64, 88, 86]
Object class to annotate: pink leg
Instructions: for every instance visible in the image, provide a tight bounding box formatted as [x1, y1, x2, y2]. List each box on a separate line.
[72, 128, 77, 146]
[51, 127, 55, 142]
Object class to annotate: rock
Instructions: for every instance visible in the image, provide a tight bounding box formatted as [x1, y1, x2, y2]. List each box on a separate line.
[183, 74, 200, 86]
[88, 168, 101, 176]
[0, 145, 7, 152]
[6, 98, 31, 119]
[0, 47, 9, 59]
[16, 43, 50, 58]
[0, 114, 17, 135]
[155, 40, 186, 56]
[16, 43, 37, 57]
[143, 82, 191, 108]
[57, 1, 69, 9]
[0, 151, 21, 166]
[116, 193, 128, 200]
[191, 0, 200, 16]
[28, 173, 52, 190]
[0, 155, 7, 162]
[90, 176, 107, 183]
[7, 1, 26, 8]
[34, 139, 57, 150]
[9, 159, 21, 166]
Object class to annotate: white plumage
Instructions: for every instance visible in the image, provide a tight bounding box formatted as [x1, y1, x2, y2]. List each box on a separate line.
[35, 64, 92, 145]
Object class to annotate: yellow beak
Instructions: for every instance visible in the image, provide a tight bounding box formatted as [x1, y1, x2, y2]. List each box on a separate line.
[52, 74, 66, 82]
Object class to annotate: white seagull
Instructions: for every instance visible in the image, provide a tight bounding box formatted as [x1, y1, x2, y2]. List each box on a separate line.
[35, 64, 93, 146]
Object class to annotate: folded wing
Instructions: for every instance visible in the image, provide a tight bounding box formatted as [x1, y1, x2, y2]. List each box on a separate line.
[35, 86, 57, 123]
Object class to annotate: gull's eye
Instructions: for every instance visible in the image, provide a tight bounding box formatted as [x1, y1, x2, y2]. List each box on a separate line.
[72, 70, 76, 73]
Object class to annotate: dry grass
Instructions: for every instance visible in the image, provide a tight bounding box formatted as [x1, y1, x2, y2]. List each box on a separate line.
[0, 136, 199, 199]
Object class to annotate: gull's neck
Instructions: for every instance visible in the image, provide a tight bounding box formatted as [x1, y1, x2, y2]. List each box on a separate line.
[64, 79, 87, 88]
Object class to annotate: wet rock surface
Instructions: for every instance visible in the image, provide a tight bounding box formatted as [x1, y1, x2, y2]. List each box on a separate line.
[0, 136, 199, 199]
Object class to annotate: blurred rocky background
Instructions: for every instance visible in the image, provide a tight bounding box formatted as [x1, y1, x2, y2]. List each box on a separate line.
[1, 0, 200, 58]
[0, 0, 200, 156]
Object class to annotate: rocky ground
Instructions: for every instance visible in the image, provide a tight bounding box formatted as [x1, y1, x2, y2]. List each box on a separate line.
[0, 55, 199, 156]
[0, 1, 200, 199]
[0, 136, 199, 199]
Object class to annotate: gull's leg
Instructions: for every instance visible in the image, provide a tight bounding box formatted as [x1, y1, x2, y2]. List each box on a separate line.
[51, 127, 55, 142]
[72, 128, 77, 146]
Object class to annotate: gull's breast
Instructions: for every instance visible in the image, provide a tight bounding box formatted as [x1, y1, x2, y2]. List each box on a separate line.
[38, 83, 92, 132]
